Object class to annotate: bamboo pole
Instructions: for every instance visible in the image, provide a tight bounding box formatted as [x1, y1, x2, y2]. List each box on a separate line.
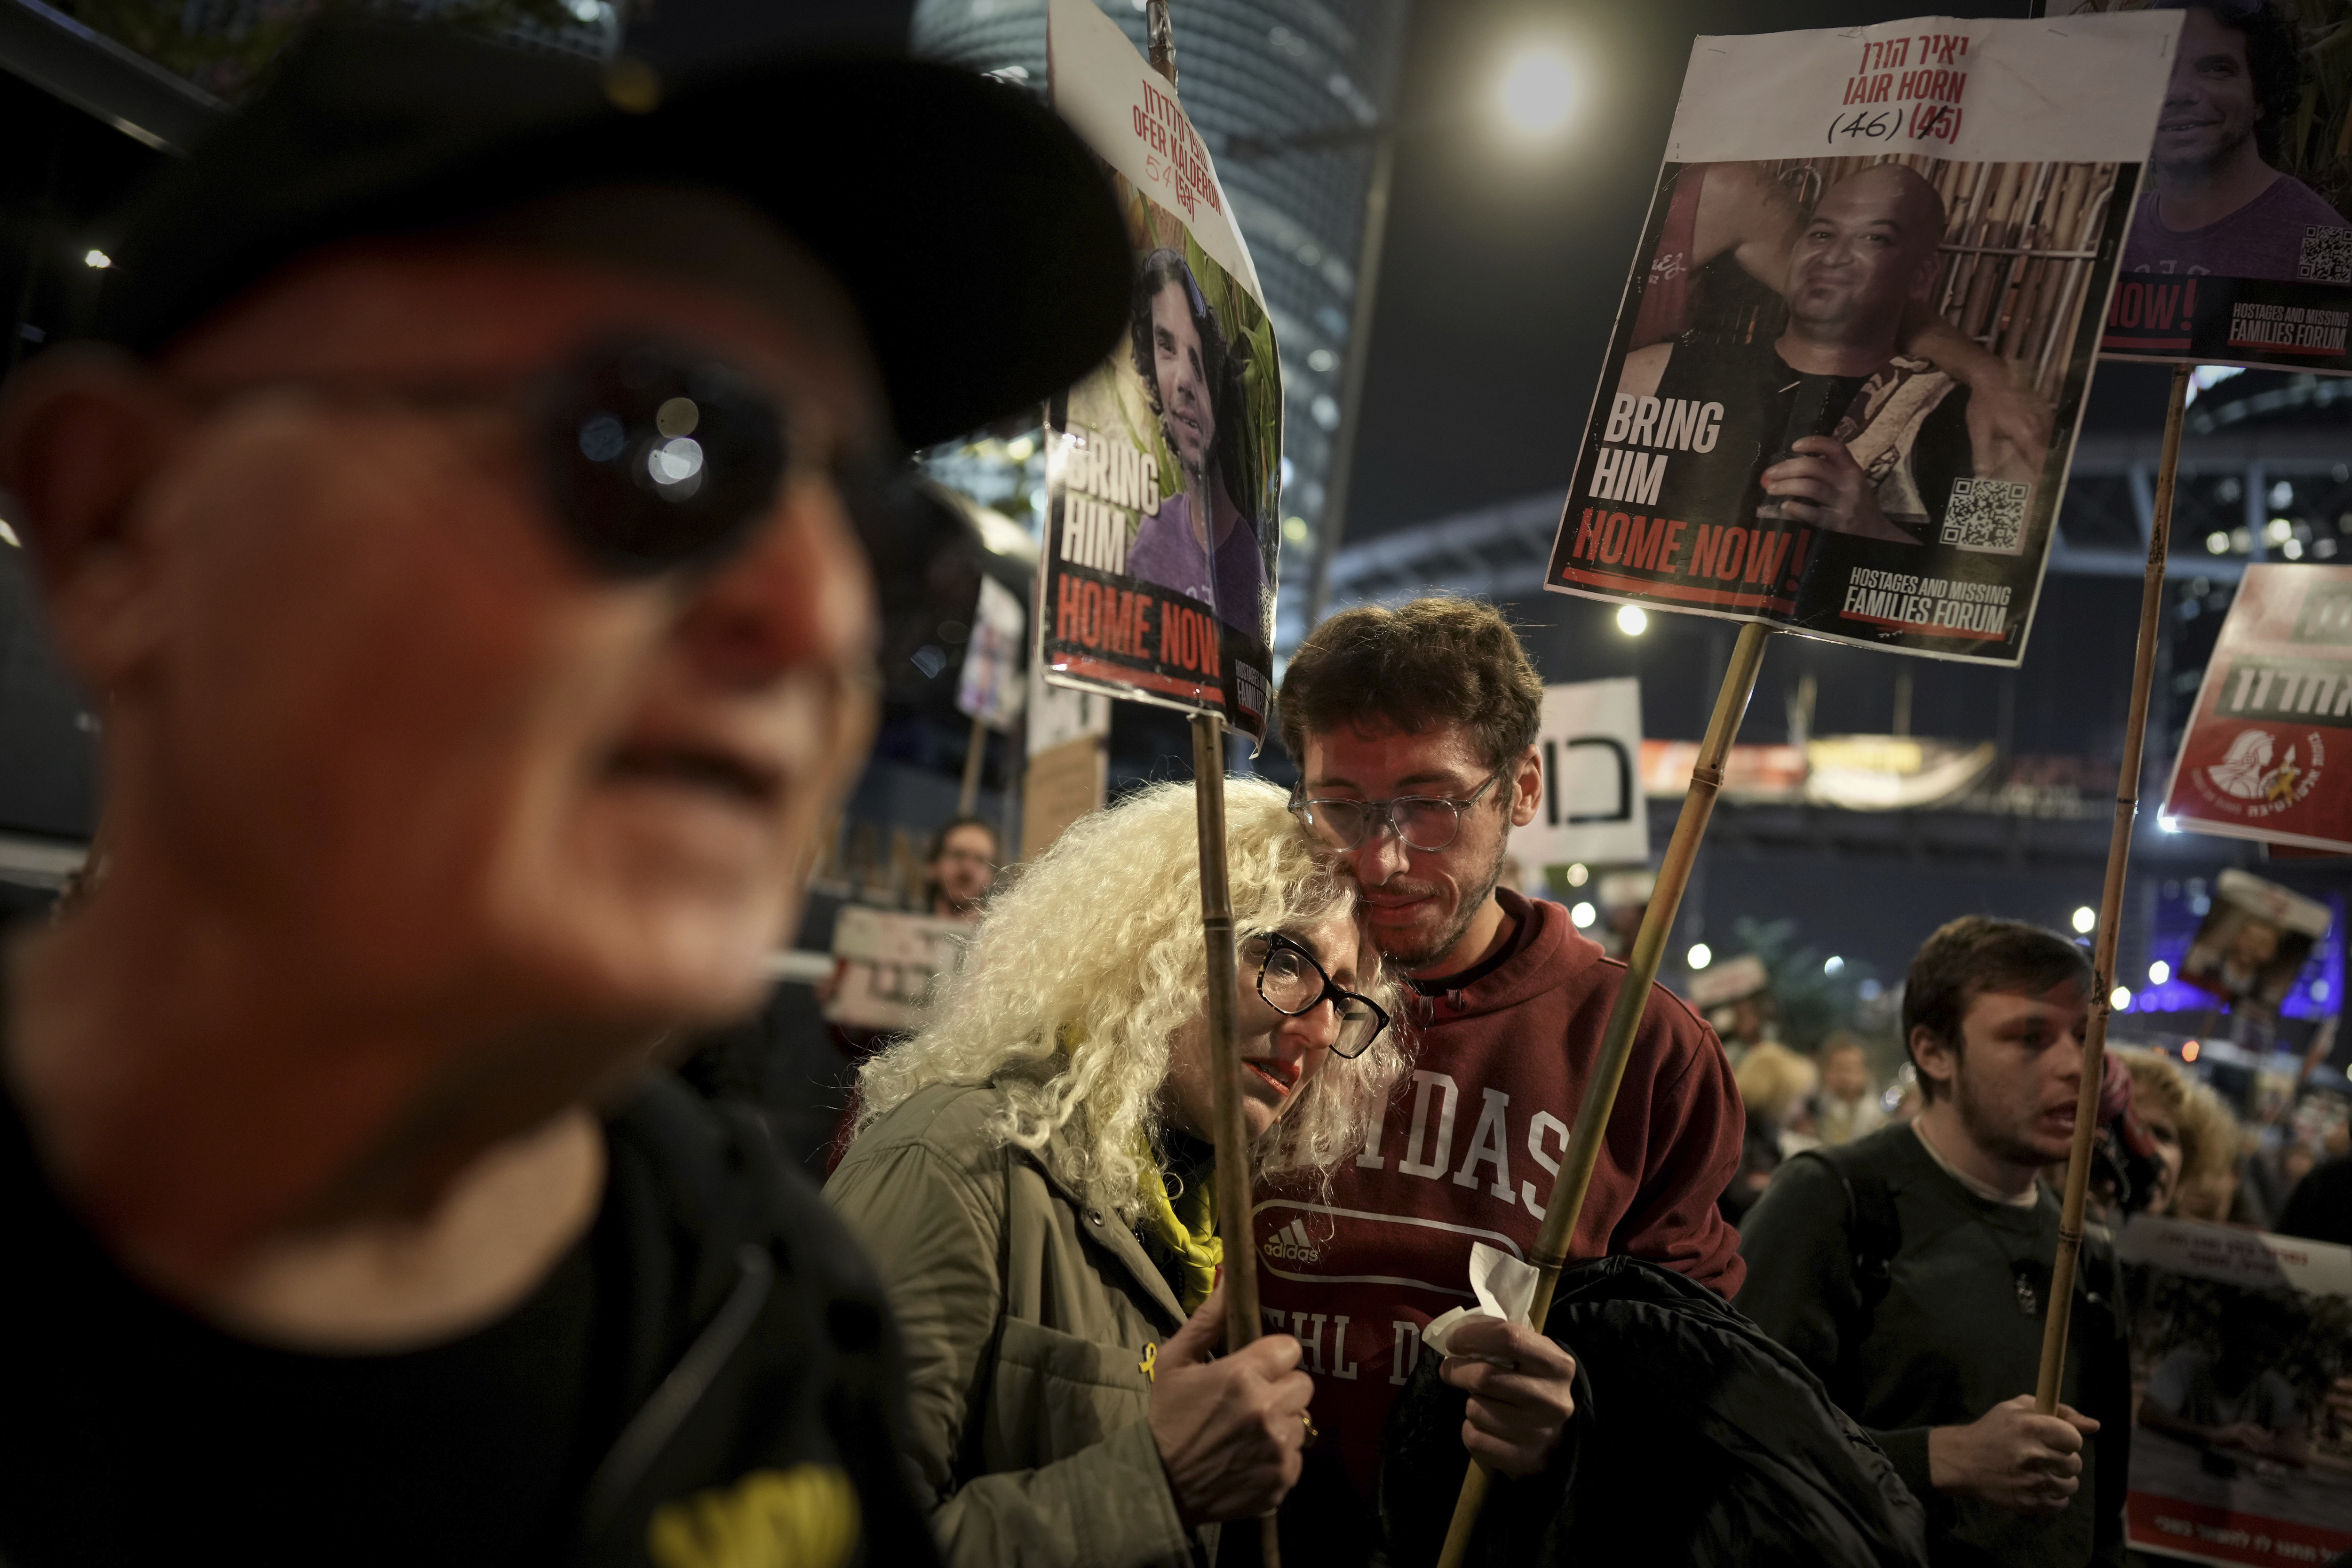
[958, 714, 988, 817]
[1143, 9, 1268, 1555]
[1189, 711, 1280, 1568]
[2034, 361, 2190, 1415]
[1435, 621, 1774, 1568]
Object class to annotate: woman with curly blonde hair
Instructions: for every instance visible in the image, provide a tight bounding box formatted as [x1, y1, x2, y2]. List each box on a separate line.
[2116, 1048, 2242, 1218]
[827, 778, 1407, 1568]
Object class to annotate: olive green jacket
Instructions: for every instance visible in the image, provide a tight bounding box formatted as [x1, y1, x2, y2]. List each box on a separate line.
[825, 1082, 1209, 1568]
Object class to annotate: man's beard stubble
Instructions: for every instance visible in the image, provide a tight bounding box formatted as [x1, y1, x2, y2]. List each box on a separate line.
[1952, 1057, 2050, 1170]
[1373, 831, 1510, 972]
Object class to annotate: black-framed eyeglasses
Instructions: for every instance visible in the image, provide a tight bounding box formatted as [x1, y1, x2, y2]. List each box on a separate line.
[1288, 764, 1510, 853]
[1245, 931, 1389, 1059]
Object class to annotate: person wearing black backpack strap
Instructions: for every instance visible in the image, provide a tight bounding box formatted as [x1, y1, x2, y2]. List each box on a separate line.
[1737, 917, 2131, 1568]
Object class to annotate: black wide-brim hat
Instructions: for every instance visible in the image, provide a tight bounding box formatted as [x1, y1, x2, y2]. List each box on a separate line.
[87, 20, 1128, 451]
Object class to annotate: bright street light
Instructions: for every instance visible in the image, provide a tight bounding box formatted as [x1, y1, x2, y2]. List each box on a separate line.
[2148, 960, 2170, 985]
[2110, 986, 2133, 1011]
[1496, 44, 1577, 139]
[2071, 905, 2097, 934]
[1687, 942, 1713, 970]
[1571, 900, 1597, 929]
[1616, 604, 1648, 636]
[1823, 955, 1844, 975]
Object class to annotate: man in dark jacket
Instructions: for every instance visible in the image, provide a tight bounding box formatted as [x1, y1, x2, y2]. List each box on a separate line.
[0, 20, 1125, 1566]
[1738, 917, 2132, 1568]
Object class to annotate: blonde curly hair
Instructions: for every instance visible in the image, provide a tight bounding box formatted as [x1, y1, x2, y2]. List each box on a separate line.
[2118, 1047, 2243, 1218]
[851, 777, 1410, 1220]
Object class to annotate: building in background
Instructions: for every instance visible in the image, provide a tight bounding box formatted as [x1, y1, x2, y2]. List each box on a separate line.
[910, 0, 1407, 653]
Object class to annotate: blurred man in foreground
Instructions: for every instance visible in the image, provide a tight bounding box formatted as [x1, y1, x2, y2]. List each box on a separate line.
[1738, 917, 2131, 1568]
[0, 22, 1124, 1565]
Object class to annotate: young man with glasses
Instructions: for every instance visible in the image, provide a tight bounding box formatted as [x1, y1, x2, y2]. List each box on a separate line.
[0, 20, 1126, 1565]
[1258, 597, 1744, 1560]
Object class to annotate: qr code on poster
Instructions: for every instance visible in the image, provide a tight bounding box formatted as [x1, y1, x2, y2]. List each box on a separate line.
[2298, 225, 2352, 285]
[1940, 478, 2031, 554]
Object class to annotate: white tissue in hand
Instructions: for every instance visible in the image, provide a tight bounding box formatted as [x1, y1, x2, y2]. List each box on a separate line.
[1420, 1242, 1541, 1359]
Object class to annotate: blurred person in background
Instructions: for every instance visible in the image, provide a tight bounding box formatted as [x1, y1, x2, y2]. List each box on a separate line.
[0, 20, 1129, 1565]
[1817, 1033, 1891, 1146]
[826, 780, 1407, 1568]
[2114, 1049, 2221, 1217]
[1691, 953, 1778, 1065]
[1738, 917, 2130, 1568]
[1723, 1039, 1820, 1225]
[2169, 1075, 2248, 1223]
[924, 816, 999, 920]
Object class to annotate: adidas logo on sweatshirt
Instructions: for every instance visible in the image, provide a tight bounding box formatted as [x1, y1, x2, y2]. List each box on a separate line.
[1262, 1219, 1321, 1264]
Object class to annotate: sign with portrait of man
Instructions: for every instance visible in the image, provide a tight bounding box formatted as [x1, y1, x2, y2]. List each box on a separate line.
[2058, 0, 2352, 373]
[1038, 0, 1283, 740]
[1544, 12, 2180, 665]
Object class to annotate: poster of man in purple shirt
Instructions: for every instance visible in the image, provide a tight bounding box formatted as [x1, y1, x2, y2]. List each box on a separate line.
[1037, 0, 1283, 740]
[2089, 0, 2352, 372]
[1123, 248, 1270, 639]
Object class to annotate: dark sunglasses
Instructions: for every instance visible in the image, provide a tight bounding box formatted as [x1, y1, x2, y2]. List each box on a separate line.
[535, 335, 933, 581]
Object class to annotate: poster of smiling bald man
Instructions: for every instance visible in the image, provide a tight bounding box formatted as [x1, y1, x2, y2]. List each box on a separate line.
[1546, 11, 2180, 664]
[1038, 0, 1283, 741]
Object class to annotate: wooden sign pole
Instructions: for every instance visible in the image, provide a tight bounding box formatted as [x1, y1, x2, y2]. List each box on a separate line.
[2034, 359, 2190, 1412]
[1189, 710, 1281, 1568]
[1435, 620, 1773, 1568]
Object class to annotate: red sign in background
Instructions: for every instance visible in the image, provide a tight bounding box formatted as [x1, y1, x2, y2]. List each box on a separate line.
[2163, 565, 2352, 853]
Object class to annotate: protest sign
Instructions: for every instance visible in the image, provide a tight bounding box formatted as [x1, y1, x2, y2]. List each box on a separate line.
[822, 906, 968, 1033]
[2165, 565, 2352, 852]
[1543, 12, 2179, 665]
[955, 573, 1027, 729]
[1040, 0, 1282, 740]
[2051, 0, 2352, 374]
[1509, 678, 1649, 870]
[2117, 1215, 2352, 1567]
[2177, 867, 2332, 1017]
[1025, 649, 1112, 758]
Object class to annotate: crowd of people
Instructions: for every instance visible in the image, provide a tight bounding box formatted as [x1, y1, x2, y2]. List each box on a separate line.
[2, 16, 2349, 1568]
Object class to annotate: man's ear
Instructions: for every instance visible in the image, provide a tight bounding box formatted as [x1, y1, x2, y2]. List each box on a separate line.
[0, 345, 180, 686]
[1908, 1023, 1955, 1096]
[1508, 743, 1542, 828]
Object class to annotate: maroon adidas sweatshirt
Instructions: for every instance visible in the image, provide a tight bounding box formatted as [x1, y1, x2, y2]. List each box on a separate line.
[1253, 889, 1745, 1499]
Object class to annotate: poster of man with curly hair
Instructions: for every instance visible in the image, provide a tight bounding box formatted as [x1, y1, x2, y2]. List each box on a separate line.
[1039, 0, 1282, 740]
[2063, 0, 2352, 372]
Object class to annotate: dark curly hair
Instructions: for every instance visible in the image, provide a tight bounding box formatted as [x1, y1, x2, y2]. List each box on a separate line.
[1277, 597, 1545, 774]
[1129, 247, 1255, 529]
[2161, 0, 2307, 167]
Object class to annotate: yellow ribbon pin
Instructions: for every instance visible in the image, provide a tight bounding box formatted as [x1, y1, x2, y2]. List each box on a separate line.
[1140, 1343, 1158, 1383]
